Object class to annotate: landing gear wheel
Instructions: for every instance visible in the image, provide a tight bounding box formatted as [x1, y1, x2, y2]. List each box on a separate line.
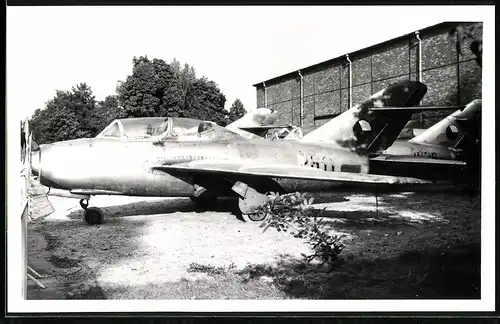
[84, 207, 103, 225]
[241, 212, 267, 223]
[190, 196, 218, 210]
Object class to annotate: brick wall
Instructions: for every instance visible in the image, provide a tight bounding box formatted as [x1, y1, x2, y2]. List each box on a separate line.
[255, 22, 482, 129]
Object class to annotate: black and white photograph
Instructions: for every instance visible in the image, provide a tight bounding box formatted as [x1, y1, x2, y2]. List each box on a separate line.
[7, 4, 495, 314]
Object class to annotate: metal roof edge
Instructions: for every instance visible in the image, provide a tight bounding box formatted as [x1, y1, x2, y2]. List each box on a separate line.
[252, 21, 474, 87]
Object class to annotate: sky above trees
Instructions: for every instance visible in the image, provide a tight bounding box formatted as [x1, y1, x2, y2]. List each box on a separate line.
[7, 6, 491, 122]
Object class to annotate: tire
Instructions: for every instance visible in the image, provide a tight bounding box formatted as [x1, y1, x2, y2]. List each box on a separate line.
[241, 212, 267, 223]
[84, 207, 103, 225]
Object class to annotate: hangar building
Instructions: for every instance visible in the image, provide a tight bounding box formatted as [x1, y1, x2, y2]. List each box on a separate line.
[253, 22, 482, 129]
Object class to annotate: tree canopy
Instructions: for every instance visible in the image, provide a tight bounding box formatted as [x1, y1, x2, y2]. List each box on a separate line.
[29, 56, 229, 143]
[91, 95, 124, 134]
[116, 56, 228, 124]
[227, 98, 247, 124]
[450, 23, 482, 67]
[30, 83, 100, 144]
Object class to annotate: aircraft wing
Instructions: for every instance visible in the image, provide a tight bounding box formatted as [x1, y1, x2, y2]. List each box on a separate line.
[369, 155, 468, 182]
[370, 155, 467, 166]
[153, 160, 431, 185]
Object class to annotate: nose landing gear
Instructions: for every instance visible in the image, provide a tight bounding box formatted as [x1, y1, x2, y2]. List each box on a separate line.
[79, 199, 103, 225]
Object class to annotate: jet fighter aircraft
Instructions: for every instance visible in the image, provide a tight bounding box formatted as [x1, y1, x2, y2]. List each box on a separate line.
[31, 80, 436, 225]
[380, 99, 481, 159]
[369, 99, 481, 181]
[272, 95, 480, 182]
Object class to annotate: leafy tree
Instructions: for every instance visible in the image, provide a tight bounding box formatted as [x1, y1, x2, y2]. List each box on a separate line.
[30, 83, 99, 144]
[117, 56, 227, 124]
[450, 23, 482, 67]
[185, 77, 228, 126]
[227, 98, 247, 124]
[171, 58, 197, 112]
[91, 95, 125, 134]
[116, 56, 184, 118]
[171, 58, 196, 95]
[171, 59, 228, 125]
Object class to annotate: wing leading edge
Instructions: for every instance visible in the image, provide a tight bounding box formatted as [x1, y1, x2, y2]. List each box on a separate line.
[370, 155, 467, 166]
[153, 160, 431, 185]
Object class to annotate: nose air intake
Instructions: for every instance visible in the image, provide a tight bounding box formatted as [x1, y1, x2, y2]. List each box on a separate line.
[31, 147, 41, 177]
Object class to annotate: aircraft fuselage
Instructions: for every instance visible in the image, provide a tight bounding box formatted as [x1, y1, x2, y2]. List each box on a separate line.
[383, 140, 457, 160]
[33, 137, 369, 197]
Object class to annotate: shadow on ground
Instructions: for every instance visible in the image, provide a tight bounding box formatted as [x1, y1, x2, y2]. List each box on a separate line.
[318, 209, 423, 230]
[28, 188, 480, 300]
[75, 241, 481, 300]
[27, 216, 150, 299]
[237, 242, 481, 299]
[66, 197, 242, 220]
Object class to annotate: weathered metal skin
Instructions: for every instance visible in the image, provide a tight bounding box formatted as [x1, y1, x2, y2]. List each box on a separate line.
[30, 80, 433, 204]
[301, 81, 428, 154]
[408, 99, 481, 147]
[384, 99, 482, 159]
[32, 137, 369, 197]
[383, 140, 457, 160]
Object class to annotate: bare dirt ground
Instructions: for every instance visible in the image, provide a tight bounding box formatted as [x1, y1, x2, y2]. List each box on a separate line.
[27, 187, 481, 300]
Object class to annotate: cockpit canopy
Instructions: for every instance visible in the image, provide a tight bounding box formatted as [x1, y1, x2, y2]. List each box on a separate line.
[96, 117, 244, 141]
[97, 117, 168, 139]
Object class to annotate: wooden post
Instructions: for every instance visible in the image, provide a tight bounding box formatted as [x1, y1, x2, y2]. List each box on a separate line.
[21, 119, 31, 298]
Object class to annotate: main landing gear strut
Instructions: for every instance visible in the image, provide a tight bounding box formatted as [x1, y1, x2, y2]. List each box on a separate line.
[79, 199, 104, 225]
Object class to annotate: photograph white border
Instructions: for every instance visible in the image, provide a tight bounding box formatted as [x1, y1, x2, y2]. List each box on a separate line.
[6, 5, 495, 314]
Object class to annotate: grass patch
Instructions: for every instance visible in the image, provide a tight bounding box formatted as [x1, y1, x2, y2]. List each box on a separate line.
[81, 273, 287, 299]
[67, 242, 480, 299]
[48, 255, 81, 269]
[187, 262, 236, 276]
[184, 242, 481, 299]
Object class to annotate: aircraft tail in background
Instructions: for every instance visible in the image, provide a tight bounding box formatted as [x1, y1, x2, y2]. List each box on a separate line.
[225, 107, 279, 139]
[300, 80, 428, 154]
[408, 99, 481, 148]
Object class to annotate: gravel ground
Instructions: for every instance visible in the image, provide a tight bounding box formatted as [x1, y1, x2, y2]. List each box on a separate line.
[27, 187, 481, 300]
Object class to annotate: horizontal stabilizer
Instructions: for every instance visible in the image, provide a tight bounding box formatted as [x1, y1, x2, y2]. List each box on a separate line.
[238, 125, 292, 134]
[454, 116, 479, 122]
[154, 160, 431, 185]
[369, 105, 466, 113]
[314, 113, 341, 121]
[313, 106, 463, 121]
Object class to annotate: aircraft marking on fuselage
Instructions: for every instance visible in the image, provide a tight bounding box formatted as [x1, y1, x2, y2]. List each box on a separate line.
[412, 151, 438, 159]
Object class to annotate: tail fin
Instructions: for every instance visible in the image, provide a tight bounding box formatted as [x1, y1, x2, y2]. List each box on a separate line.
[408, 99, 482, 148]
[225, 108, 278, 138]
[301, 80, 428, 154]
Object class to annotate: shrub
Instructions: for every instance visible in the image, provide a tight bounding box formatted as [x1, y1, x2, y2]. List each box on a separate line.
[254, 192, 346, 267]
[187, 262, 236, 276]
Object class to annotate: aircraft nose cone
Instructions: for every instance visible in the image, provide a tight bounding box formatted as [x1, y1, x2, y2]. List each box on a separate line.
[31, 150, 40, 176]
